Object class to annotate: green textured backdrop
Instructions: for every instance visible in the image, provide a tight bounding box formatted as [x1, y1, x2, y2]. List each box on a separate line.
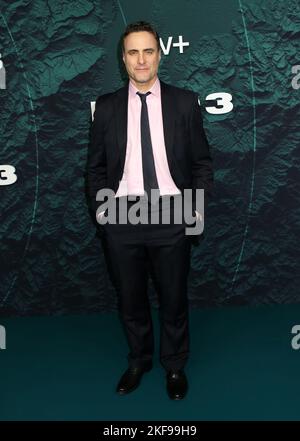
[0, 0, 299, 315]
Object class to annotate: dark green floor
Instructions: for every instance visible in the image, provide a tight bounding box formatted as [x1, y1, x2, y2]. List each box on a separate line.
[1, 304, 300, 421]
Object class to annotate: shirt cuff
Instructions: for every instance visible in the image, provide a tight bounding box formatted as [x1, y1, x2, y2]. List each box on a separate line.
[97, 210, 106, 222]
[195, 210, 203, 222]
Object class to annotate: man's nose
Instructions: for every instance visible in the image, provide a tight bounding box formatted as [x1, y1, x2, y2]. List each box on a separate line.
[138, 53, 145, 64]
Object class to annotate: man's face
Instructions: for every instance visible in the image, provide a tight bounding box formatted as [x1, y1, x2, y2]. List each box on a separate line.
[122, 31, 161, 89]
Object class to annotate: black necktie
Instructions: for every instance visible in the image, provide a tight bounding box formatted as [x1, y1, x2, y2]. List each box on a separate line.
[136, 91, 159, 201]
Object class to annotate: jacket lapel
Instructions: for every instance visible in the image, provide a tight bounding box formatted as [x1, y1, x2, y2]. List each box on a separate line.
[160, 80, 175, 170]
[114, 83, 128, 171]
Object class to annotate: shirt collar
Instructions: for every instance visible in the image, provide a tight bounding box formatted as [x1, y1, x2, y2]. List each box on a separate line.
[129, 77, 160, 98]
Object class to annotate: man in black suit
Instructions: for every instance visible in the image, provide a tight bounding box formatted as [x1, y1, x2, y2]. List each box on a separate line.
[87, 21, 213, 400]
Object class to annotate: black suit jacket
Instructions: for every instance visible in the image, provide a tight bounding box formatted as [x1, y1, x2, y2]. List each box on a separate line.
[87, 79, 213, 232]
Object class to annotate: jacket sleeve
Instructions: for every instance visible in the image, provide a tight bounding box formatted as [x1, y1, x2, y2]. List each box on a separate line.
[189, 93, 214, 216]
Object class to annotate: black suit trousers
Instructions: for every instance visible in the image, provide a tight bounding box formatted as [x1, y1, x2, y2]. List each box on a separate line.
[101, 196, 192, 371]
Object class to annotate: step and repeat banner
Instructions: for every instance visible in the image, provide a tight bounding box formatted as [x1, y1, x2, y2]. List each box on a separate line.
[0, 0, 299, 315]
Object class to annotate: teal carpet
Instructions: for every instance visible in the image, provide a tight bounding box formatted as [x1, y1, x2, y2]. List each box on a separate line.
[1, 304, 300, 421]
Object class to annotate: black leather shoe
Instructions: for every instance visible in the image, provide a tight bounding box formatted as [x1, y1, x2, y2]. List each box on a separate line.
[166, 369, 188, 400]
[116, 366, 152, 395]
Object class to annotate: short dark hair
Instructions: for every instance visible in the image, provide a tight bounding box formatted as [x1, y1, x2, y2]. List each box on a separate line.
[121, 21, 160, 52]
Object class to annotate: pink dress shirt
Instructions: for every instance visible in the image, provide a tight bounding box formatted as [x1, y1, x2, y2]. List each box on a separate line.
[115, 78, 181, 197]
